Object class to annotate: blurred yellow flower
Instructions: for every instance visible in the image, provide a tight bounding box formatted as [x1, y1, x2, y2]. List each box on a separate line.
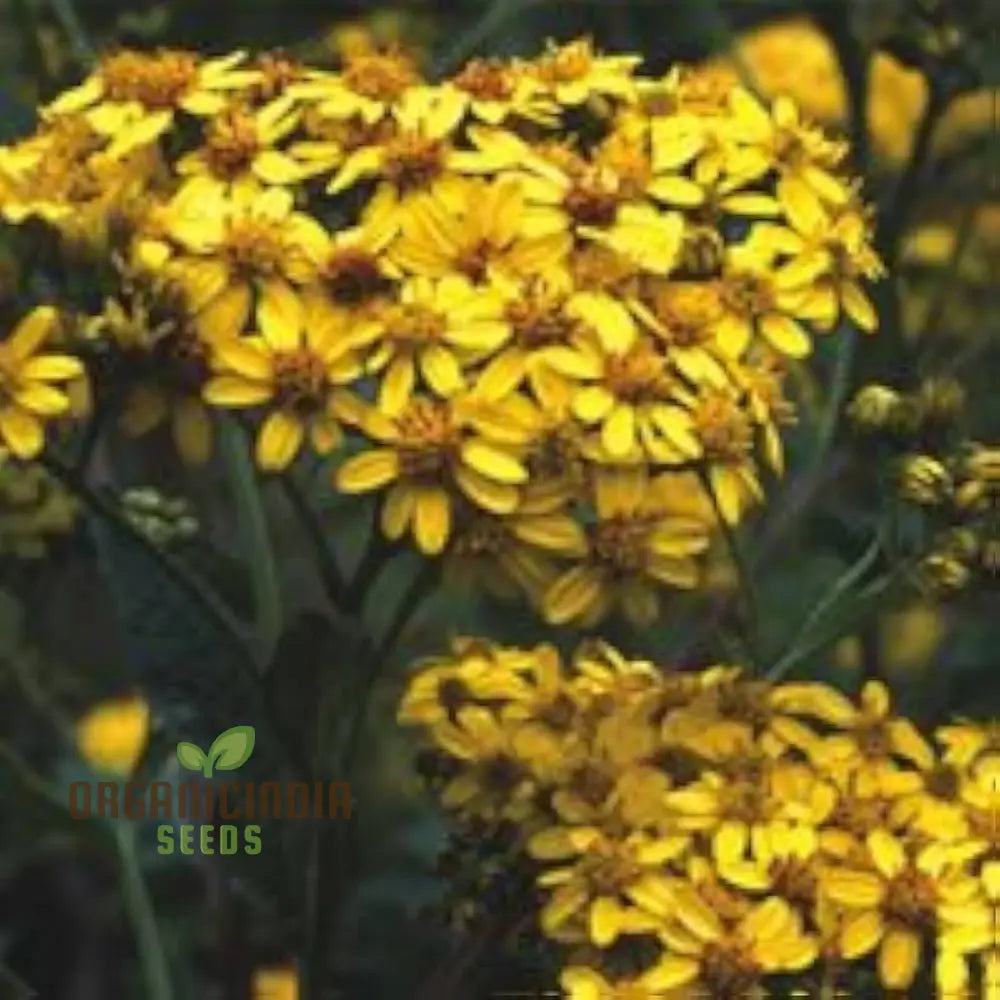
[76, 694, 150, 776]
[252, 966, 298, 1000]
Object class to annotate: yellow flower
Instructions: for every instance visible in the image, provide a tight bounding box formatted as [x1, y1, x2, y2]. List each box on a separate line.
[809, 680, 936, 797]
[560, 963, 691, 1000]
[771, 200, 885, 333]
[0, 306, 83, 458]
[528, 824, 684, 945]
[252, 966, 298, 1000]
[431, 704, 561, 824]
[389, 174, 570, 284]
[203, 286, 360, 470]
[76, 694, 150, 775]
[716, 240, 815, 358]
[335, 395, 531, 555]
[353, 274, 509, 415]
[726, 89, 849, 231]
[0, 114, 153, 229]
[92, 267, 216, 464]
[543, 468, 710, 627]
[650, 887, 817, 993]
[447, 57, 558, 125]
[289, 49, 422, 125]
[823, 829, 981, 991]
[531, 39, 640, 107]
[45, 49, 259, 159]
[163, 179, 327, 340]
[667, 756, 835, 866]
[176, 96, 306, 192]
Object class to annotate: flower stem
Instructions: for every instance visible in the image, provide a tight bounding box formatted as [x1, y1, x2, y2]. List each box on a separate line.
[220, 420, 283, 660]
[115, 822, 174, 1000]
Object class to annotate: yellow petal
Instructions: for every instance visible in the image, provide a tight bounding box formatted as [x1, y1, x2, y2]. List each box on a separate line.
[760, 313, 811, 358]
[14, 383, 69, 416]
[21, 354, 83, 381]
[839, 909, 884, 958]
[6, 306, 58, 361]
[461, 440, 528, 485]
[203, 375, 272, 407]
[413, 487, 450, 555]
[0, 406, 44, 458]
[602, 404, 635, 457]
[255, 410, 304, 471]
[543, 565, 604, 625]
[336, 449, 400, 492]
[878, 928, 920, 990]
[257, 281, 302, 352]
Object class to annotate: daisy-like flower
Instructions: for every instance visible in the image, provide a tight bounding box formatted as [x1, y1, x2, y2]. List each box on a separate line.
[175, 96, 306, 192]
[527, 823, 685, 945]
[161, 178, 327, 340]
[389, 174, 570, 284]
[530, 39, 640, 108]
[430, 704, 562, 824]
[444, 501, 584, 605]
[648, 888, 818, 996]
[203, 287, 361, 470]
[667, 755, 835, 867]
[0, 307, 83, 458]
[543, 468, 711, 626]
[334, 394, 532, 555]
[632, 279, 735, 385]
[91, 266, 217, 464]
[808, 680, 936, 797]
[564, 335, 698, 461]
[44, 49, 260, 159]
[726, 89, 849, 231]
[772, 197, 886, 334]
[823, 829, 982, 991]
[0, 113, 156, 230]
[353, 274, 509, 416]
[446, 57, 558, 125]
[715, 240, 816, 358]
[289, 48, 422, 125]
[560, 963, 694, 1000]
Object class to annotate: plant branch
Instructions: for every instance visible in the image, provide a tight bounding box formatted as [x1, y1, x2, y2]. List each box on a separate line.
[276, 473, 348, 608]
[39, 450, 261, 673]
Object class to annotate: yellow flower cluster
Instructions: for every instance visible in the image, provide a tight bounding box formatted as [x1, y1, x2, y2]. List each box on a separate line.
[0, 42, 882, 624]
[400, 638, 1000, 998]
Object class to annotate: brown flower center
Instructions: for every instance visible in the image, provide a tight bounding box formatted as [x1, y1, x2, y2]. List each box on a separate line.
[604, 344, 671, 402]
[507, 290, 578, 349]
[692, 392, 752, 461]
[203, 106, 260, 179]
[721, 271, 775, 318]
[701, 941, 760, 1000]
[647, 281, 722, 347]
[453, 58, 515, 102]
[223, 218, 289, 276]
[341, 51, 418, 101]
[272, 349, 327, 412]
[320, 247, 391, 305]
[382, 133, 446, 193]
[536, 41, 594, 84]
[381, 303, 446, 346]
[770, 858, 818, 910]
[591, 516, 653, 573]
[251, 52, 303, 100]
[883, 869, 938, 931]
[564, 168, 622, 227]
[100, 49, 199, 109]
[395, 399, 458, 478]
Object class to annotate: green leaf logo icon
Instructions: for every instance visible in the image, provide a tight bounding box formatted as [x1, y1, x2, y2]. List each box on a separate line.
[176, 725, 255, 778]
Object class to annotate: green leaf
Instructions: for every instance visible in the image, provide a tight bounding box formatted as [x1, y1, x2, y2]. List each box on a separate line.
[176, 742, 206, 772]
[207, 725, 256, 771]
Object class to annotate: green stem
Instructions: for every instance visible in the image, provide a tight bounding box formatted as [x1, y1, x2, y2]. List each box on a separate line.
[276, 472, 347, 608]
[115, 823, 174, 1000]
[0, 739, 67, 810]
[699, 469, 762, 667]
[220, 420, 283, 659]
